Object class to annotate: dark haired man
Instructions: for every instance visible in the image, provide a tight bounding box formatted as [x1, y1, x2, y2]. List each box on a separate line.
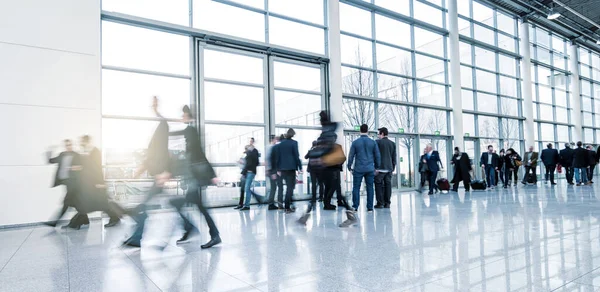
[348, 124, 381, 212]
[374, 127, 396, 209]
[480, 145, 499, 190]
[276, 128, 302, 213]
[541, 143, 559, 185]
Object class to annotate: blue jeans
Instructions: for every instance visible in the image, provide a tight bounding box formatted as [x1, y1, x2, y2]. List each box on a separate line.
[352, 171, 375, 210]
[485, 165, 496, 188]
[243, 172, 256, 207]
[575, 168, 589, 184]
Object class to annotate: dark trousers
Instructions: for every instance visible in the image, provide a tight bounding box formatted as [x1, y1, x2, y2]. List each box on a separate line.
[498, 168, 505, 186]
[452, 177, 470, 192]
[267, 174, 283, 206]
[512, 166, 519, 182]
[170, 184, 219, 238]
[523, 166, 537, 183]
[588, 165, 596, 182]
[564, 166, 574, 183]
[375, 172, 392, 206]
[237, 177, 246, 206]
[309, 171, 324, 202]
[420, 172, 428, 188]
[484, 165, 496, 187]
[125, 184, 163, 245]
[428, 171, 438, 193]
[280, 170, 296, 210]
[316, 169, 351, 212]
[504, 167, 514, 187]
[544, 164, 556, 183]
[333, 171, 345, 204]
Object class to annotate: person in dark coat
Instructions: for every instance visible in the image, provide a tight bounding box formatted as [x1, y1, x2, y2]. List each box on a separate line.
[423, 144, 442, 195]
[505, 148, 522, 187]
[541, 143, 560, 185]
[480, 145, 500, 189]
[450, 147, 472, 192]
[497, 149, 505, 187]
[587, 145, 597, 183]
[266, 135, 283, 210]
[573, 141, 590, 186]
[240, 142, 264, 211]
[44, 139, 82, 227]
[560, 143, 575, 185]
[374, 127, 396, 209]
[276, 128, 303, 213]
[306, 140, 324, 204]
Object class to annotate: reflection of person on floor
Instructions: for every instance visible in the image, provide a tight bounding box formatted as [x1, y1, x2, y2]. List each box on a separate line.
[44, 139, 82, 227]
[68, 135, 121, 229]
[167, 105, 221, 249]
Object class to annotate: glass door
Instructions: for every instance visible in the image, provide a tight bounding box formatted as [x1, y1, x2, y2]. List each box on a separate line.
[464, 138, 479, 178]
[394, 135, 417, 190]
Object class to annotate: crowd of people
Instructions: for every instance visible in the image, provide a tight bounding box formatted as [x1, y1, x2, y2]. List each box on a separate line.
[443, 141, 600, 192]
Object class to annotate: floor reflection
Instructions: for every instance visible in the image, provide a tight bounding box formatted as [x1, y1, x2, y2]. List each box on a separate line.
[3, 183, 600, 291]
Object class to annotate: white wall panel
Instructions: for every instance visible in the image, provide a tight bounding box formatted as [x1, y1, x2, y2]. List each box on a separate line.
[0, 0, 100, 55]
[0, 104, 100, 166]
[0, 43, 100, 109]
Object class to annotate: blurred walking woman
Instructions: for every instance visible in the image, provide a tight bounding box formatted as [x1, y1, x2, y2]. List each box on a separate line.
[169, 105, 221, 249]
[505, 148, 522, 187]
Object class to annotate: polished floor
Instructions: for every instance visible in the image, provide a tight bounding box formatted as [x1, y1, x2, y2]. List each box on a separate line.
[3, 182, 600, 292]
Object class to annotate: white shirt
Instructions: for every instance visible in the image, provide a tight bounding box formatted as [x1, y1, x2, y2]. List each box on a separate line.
[487, 153, 492, 164]
[58, 153, 73, 180]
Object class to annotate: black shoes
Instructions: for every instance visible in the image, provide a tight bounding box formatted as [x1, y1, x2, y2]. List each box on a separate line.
[201, 236, 221, 249]
[233, 205, 243, 210]
[240, 206, 250, 211]
[323, 205, 336, 210]
[367, 209, 374, 212]
[374, 204, 384, 209]
[104, 219, 120, 228]
[428, 192, 433, 195]
[268, 205, 279, 210]
[285, 208, 295, 214]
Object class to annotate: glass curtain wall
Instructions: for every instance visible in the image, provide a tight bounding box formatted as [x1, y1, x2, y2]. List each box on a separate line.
[340, 0, 451, 190]
[458, 0, 523, 177]
[579, 47, 600, 143]
[101, 0, 328, 206]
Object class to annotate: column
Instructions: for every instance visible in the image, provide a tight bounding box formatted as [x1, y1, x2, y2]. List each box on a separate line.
[569, 43, 582, 142]
[448, 0, 464, 150]
[327, 0, 344, 143]
[519, 19, 535, 147]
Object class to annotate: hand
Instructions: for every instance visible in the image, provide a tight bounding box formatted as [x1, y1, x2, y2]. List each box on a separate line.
[495, 167, 498, 170]
[277, 171, 281, 176]
[271, 174, 277, 180]
[375, 170, 380, 175]
[481, 165, 485, 169]
[211, 177, 220, 185]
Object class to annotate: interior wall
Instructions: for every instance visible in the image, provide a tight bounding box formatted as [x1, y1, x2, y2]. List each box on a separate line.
[0, 0, 101, 226]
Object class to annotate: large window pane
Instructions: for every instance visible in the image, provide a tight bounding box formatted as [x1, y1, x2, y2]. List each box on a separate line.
[464, 114, 475, 136]
[556, 107, 568, 124]
[498, 34, 515, 52]
[375, 14, 411, 48]
[274, 62, 321, 92]
[414, 28, 445, 57]
[535, 28, 550, 48]
[458, 0, 469, 17]
[204, 50, 263, 84]
[204, 82, 264, 123]
[193, 1, 265, 42]
[376, 44, 412, 76]
[537, 47, 551, 65]
[474, 24, 495, 45]
[274, 91, 321, 127]
[537, 85, 552, 104]
[375, 0, 410, 16]
[416, 81, 446, 106]
[474, 46, 496, 71]
[342, 67, 374, 97]
[498, 54, 516, 76]
[540, 123, 554, 141]
[539, 104, 553, 121]
[378, 104, 415, 133]
[204, 125, 265, 164]
[477, 92, 498, 114]
[418, 108, 447, 134]
[102, 22, 190, 75]
[103, 0, 189, 26]
[269, 17, 325, 55]
[583, 112, 593, 127]
[551, 35, 564, 53]
[341, 35, 373, 68]
[499, 76, 517, 97]
[461, 65, 473, 89]
[475, 69, 497, 93]
[500, 98, 518, 116]
[555, 89, 568, 107]
[478, 115, 499, 138]
[413, 1, 443, 28]
[340, 3, 372, 37]
[553, 54, 566, 70]
[102, 70, 189, 119]
[458, 18, 471, 37]
[501, 118, 520, 139]
[537, 66, 551, 85]
[269, 0, 324, 25]
[343, 99, 375, 129]
[472, 1, 494, 25]
[415, 54, 446, 83]
[378, 73, 413, 101]
[497, 12, 515, 35]
[460, 42, 472, 65]
[557, 125, 569, 142]
[462, 89, 474, 110]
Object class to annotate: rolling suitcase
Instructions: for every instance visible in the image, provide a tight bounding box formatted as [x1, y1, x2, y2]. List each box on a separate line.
[436, 178, 450, 191]
[471, 180, 486, 190]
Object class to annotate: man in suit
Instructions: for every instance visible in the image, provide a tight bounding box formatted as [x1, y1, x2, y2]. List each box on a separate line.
[587, 145, 597, 183]
[541, 143, 560, 185]
[522, 146, 539, 185]
[480, 145, 499, 189]
[560, 143, 574, 185]
[276, 128, 302, 213]
[45, 139, 82, 227]
[423, 143, 442, 195]
[573, 141, 590, 186]
[348, 124, 381, 211]
[451, 147, 472, 192]
[374, 127, 396, 209]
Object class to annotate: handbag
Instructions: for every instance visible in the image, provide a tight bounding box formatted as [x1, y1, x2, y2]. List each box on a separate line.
[321, 144, 346, 167]
[514, 159, 522, 167]
[189, 162, 216, 186]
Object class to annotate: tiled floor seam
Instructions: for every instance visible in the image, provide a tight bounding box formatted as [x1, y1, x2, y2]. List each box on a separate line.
[0, 227, 34, 273]
[118, 244, 165, 291]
